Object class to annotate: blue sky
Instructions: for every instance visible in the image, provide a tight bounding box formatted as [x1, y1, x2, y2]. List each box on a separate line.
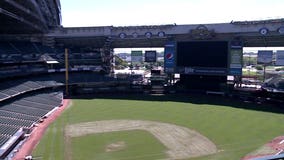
[60, 0, 283, 27]
[60, 0, 284, 52]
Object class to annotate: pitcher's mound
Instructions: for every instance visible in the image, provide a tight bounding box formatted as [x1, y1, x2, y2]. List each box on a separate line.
[105, 141, 126, 152]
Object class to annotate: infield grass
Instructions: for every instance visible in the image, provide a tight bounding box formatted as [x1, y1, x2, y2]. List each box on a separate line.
[33, 94, 284, 160]
[71, 130, 167, 160]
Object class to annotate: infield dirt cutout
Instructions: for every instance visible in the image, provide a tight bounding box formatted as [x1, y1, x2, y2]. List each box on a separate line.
[65, 120, 217, 159]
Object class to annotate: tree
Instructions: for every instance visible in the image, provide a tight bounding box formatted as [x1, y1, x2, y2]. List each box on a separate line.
[114, 55, 128, 69]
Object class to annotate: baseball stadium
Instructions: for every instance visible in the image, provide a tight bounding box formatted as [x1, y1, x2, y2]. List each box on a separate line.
[0, 1, 284, 160]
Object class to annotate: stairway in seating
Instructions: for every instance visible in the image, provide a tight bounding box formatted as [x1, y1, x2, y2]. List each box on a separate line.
[151, 85, 165, 94]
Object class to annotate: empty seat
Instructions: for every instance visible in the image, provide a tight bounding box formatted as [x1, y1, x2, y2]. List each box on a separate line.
[0, 124, 20, 136]
[0, 135, 10, 147]
[14, 100, 54, 110]
[0, 110, 39, 122]
[0, 116, 34, 128]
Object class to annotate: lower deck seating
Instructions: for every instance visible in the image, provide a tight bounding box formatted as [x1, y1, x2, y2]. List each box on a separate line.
[0, 80, 62, 101]
[0, 110, 39, 122]
[0, 71, 118, 101]
[0, 92, 63, 150]
[0, 136, 9, 148]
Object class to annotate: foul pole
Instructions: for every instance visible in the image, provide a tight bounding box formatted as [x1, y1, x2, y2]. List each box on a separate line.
[65, 48, 69, 96]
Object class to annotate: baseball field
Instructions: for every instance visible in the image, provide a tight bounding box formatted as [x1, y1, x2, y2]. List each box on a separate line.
[32, 94, 284, 160]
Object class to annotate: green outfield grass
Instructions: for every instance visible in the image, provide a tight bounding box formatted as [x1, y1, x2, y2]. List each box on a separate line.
[33, 94, 284, 160]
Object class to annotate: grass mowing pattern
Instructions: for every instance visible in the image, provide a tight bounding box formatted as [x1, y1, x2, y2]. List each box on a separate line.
[33, 94, 284, 160]
[32, 113, 65, 160]
[71, 130, 167, 160]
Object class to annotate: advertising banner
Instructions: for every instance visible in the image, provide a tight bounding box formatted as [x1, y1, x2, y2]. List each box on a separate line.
[131, 50, 143, 62]
[145, 50, 157, 62]
[229, 49, 242, 75]
[276, 50, 284, 66]
[257, 50, 273, 64]
[184, 67, 227, 75]
[164, 42, 175, 73]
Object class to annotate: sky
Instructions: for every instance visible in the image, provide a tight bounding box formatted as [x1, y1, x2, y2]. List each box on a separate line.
[60, 0, 283, 27]
[59, 0, 284, 52]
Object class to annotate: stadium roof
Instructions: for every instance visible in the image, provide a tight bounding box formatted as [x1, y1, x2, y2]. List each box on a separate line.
[0, 0, 61, 34]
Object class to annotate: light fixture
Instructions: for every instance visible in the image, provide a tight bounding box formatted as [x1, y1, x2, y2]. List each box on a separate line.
[158, 31, 165, 37]
[119, 33, 126, 39]
[132, 32, 138, 38]
[278, 26, 284, 34]
[145, 32, 152, 38]
[259, 27, 269, 35]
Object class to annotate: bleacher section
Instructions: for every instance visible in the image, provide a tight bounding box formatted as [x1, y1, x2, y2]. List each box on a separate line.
[0, 92, 63, 158]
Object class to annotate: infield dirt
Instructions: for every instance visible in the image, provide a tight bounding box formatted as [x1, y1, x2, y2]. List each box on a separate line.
[65, 120, 217, 159]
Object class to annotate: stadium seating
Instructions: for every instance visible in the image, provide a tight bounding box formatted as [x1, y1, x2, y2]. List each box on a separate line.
[0, 42, 103, 63]
[0, 136, 9, 148]
[0, 124, 21, 136]
[0, 0, 63, 158]
[0, 110, 39, 122]
[0, 115, 34, 128]
[0, 92, 63, 150]
[0, 79, 62, 101]
[0, 41, 106, 80]
[0, 93, 8, 100]
[0, 42, 20, 55]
